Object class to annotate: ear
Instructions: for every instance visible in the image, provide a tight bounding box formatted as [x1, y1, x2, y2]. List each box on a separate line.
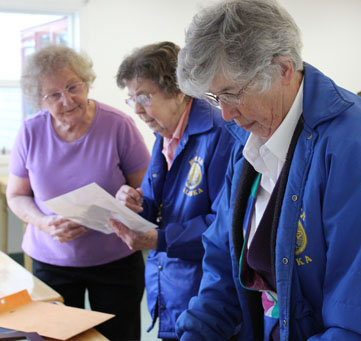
[275, 55, 295, 85]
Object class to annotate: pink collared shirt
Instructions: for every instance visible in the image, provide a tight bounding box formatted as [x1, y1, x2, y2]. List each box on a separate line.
[162, 98, 193, 169]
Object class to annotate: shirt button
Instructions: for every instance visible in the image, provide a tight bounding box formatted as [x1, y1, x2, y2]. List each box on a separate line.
[283, 319, 287, 326]
[158, 265, 163, 270]
[282, 257, 289, 264]
[152, 173, 157, 178]
[307, 134, 313, 140]
[292, 194, 298, 201]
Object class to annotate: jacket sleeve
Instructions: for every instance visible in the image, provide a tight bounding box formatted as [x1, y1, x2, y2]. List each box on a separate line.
[157, 190, 222, 262]
[307, 131, 361, 340]
[159, 126, 235, 262]
[176, 145, 250, 340]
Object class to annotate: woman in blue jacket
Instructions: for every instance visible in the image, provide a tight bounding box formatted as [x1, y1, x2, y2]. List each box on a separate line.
[174, 0, 361, 340]
[110, 41, 235, 340]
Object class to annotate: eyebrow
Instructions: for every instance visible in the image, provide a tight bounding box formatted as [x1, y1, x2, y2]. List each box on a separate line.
[128, 90, 147, 97]
[43, 80, 81, 92]
[210, 85, 238, 95]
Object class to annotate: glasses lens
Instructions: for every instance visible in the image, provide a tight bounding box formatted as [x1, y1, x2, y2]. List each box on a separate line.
[219, 93, 241, 106]
[45, 92, 62, 103]
[67, 82, 84, 95]
[125, 94, 152, 109]
[136, 94, 152, 107]
[43, 82, 85, 104]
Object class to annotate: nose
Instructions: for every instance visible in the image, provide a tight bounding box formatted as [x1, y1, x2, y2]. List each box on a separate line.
[133, 101, 145, 115]
[60, 91, 74, 105]
[220, 102, 238, 122]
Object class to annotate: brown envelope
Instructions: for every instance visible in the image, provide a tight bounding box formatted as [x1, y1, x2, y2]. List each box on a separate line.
[0, 290, 114, 340]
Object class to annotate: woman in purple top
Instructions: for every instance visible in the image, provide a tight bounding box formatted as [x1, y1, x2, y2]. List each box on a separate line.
[6, 45, 150, 341]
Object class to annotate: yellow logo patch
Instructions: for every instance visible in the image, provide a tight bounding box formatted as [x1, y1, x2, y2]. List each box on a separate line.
[183, 156, 204, 197]
[295, 209, 313, 266]
[295, 220, 307, 256]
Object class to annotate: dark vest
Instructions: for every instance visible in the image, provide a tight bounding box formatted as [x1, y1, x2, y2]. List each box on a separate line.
[231, 117, 304, 340]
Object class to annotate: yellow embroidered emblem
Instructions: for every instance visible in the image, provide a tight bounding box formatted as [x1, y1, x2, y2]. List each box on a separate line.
[183, 156, 204, 197]
[295, 219, 307, 255]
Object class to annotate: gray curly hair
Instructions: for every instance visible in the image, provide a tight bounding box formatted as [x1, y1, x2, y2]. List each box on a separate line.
[21, 44, 96, 109]
[177, 0, 303, 98]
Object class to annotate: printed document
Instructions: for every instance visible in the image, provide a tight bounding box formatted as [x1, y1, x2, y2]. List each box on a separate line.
[44, 182, 157, 234]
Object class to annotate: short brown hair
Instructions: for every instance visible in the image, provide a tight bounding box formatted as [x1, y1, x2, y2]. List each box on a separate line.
[116, 41, 181, 97]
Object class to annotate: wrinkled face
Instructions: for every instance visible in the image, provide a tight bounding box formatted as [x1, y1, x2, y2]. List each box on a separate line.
[209, 72, 286, 140]
[126, 78, 184, 138]
[40, 67, 88, 127]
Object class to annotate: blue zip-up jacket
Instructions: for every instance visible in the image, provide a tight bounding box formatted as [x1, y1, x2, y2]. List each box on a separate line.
[141, 98, 237, 339]
[176, 64, 361, 340]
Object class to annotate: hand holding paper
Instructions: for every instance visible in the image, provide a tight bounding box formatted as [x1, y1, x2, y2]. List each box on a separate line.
[109, 218, 158, 251]
[44, 183, 157, 234]
[115, 185, 144, 213]
[40, 215, 87, 242]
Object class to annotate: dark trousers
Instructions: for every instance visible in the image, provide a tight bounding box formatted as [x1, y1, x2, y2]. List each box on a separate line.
[32, 251, 145, 341]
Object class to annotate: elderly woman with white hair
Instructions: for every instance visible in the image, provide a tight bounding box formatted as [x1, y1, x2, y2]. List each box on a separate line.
[6, 44, 150, 340]
[175, 0, 361, 340]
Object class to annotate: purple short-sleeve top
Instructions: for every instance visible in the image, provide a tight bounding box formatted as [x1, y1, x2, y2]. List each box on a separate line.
[9, 100, 150, 267]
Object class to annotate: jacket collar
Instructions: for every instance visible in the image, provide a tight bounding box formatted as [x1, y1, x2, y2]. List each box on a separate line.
[226, 121, 250, 144]
[302, 62, 354, 128]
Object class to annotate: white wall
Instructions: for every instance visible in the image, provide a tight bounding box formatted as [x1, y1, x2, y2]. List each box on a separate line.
[79, 0, 219, 150]
[78, 0, 361, 150]
[279, 0, 361, 93]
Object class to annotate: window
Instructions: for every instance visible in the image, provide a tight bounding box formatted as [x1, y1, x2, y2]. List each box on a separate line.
[0, 12, 74, 154]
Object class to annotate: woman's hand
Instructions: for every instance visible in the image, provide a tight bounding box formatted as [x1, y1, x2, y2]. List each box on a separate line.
[39, 215, 87, 242]
[109, 218, 157, 250]
[115, 185, 144, 213]
[6, 174, 86, 243]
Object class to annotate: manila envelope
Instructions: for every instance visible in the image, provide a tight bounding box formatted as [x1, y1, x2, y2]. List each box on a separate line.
[0, 290, 114, 340]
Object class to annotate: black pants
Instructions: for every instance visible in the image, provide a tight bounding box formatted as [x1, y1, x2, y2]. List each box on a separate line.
[32, 251, 145, 341]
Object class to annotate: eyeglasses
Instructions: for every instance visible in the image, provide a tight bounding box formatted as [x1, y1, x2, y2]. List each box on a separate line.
[204, 83, 249, 108]
[42, 81, 86, 104]
[125, 93, 153, 109]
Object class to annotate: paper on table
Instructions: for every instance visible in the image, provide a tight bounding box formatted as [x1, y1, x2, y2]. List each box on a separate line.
[44, 182, 157, 234]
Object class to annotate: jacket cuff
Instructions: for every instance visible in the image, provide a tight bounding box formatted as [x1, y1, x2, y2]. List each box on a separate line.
[157, 229, 167, 252]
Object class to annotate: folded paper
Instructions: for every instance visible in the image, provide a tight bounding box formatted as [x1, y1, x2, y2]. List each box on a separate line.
[44, 182, 157, 234]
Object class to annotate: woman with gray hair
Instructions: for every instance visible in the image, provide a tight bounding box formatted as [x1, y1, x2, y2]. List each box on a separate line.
[175, 0, 361, 340]
[110, 41, 238, 340]
[6, 44, 150, 340]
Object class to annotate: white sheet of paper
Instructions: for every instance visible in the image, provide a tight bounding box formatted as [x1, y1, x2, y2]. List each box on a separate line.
[44, 183, 157, 234]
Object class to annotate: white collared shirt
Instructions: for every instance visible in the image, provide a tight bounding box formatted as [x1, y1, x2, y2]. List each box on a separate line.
[243, 80, 304, 247]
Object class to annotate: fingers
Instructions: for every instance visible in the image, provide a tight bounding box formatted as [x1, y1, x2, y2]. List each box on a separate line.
[115, 185, 144, 213]
[50, 218, 87, 242]
[109, 219, 158, 251]
[52, 225, 87, 242]
[135, 187, 144, 197]
[109, 219, 132, 238]
[109, 219, 139, 250]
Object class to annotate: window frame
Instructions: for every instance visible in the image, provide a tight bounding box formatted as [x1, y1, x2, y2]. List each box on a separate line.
[0, 2, 82, 154]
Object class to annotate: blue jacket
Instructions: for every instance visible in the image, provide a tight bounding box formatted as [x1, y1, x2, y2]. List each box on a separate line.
[141, 98, 236, 339]
[176, 64, 361, 340]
